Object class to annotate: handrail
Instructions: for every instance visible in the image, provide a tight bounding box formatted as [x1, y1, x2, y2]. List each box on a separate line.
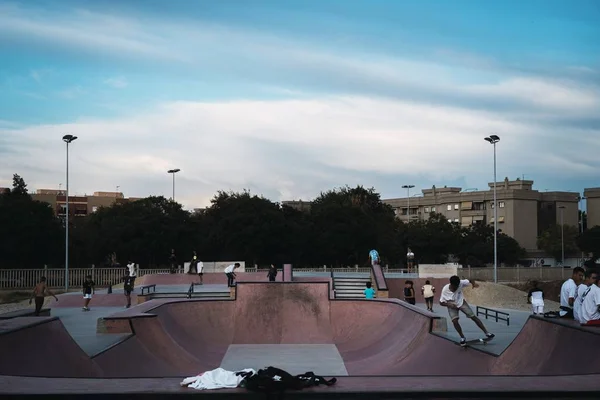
[140, 284, 156, 295]
[476, 305, 510, 326]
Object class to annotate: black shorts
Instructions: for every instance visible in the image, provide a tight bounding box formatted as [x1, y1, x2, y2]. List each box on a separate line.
[198, 272, 203, 276]
[124, 287, 133, 295]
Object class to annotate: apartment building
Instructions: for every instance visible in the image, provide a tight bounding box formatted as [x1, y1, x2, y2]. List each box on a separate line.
[584, 187, 600, 229]
[384, 178, 581, 253]
[31, 189, 141, 218]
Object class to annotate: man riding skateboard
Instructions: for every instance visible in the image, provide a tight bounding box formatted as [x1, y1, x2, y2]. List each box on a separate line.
[439, 275, 495, 346]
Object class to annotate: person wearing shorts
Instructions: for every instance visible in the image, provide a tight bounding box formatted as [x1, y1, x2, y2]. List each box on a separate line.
[82, 275, 95, 311]
[197, 259, 204, 285]
[29, 276, 58, 315]
[421, 280, 435, 312]
[123, 272, 135, 309]
[439, 275, 494, 346]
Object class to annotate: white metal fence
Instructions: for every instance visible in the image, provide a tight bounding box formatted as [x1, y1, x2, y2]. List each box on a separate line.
[0, 265, 576, 290]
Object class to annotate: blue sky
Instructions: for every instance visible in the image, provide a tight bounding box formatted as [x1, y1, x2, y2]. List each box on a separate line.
[0, 0, 599, 208]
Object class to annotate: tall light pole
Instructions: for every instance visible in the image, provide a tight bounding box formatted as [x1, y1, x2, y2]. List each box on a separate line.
[559, 205, 565, 267]
[484, 134, 500, 283]
[62, 134, 78, 292]
[168, 169, 181, 201]
[402, 184, 415, 221]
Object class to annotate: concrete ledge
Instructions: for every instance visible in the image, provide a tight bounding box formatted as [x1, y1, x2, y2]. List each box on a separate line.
[0, 308, 51, 319]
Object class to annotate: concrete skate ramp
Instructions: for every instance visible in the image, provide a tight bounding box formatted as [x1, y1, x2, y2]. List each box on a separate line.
[95, 282, 600, 377]
[0, 317, 103, 378]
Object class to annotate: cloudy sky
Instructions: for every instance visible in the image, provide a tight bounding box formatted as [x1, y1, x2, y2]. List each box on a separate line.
[1, 0, 599, 209]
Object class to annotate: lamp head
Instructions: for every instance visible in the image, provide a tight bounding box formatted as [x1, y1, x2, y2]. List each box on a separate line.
[62, 134, 77, 143]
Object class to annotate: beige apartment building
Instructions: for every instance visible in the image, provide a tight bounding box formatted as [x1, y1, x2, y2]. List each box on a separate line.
[584, 187, 600, 229]
[31, 189, 141, 218]
[384, 178, 582, 253]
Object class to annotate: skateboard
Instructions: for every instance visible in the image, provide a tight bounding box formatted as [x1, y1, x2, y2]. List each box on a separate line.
[457, 337, 493, 348]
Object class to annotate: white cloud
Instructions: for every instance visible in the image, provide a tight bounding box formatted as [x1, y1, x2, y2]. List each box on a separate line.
[1, 95, 598, 209]
[103, 77, 128, 89]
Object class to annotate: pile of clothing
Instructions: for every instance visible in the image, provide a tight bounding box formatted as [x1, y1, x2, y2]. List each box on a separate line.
[181, 366, 337, 393]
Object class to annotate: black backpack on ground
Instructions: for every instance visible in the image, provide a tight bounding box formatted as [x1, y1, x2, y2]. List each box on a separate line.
[238, 366, 336, 395]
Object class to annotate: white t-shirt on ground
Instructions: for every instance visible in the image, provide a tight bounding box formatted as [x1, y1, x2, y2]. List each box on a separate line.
[560, 278, 577, 309]
[440, 279, 471, 308]
[224, 264, 235, 273]
[580, 284, 600, 324]
[574, 284, 589, 323]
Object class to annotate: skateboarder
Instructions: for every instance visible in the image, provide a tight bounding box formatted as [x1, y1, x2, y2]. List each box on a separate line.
[439, 275, 495, 346]
[369, 249, 380, 266]
[29, 276, 58, 316]
[123, 271, 135, 309]
[82, 275, 95, 311]
[224, 263, 241, 287]
[267, 264, 278, 282]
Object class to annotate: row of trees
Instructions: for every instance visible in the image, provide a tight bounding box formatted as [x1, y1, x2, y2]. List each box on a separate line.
[2, 174, 600, 269]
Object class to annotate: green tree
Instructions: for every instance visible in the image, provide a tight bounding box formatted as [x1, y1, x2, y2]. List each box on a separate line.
[309, 185, 399, 266]
[577, 226, 600, 260]
[456, 223, 526, 266]
[81, 196, 192, 267]
[537, 224, 580, 263]
[202, 190, 288, 264]
[0, 175, 63, 268]
[404, 212, 460, 264]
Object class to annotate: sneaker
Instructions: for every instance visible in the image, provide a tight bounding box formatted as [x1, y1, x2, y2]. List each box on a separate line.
[486, 333, 495, 340]
[460, 338, 467, 347]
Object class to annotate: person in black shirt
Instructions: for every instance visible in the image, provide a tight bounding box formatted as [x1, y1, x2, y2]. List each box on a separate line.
[404, 280, 416, 305]
[82, 275, 95, 311]
[267, 264, 278, 282]
[123, 271, 135, 309]
[169, 249, 177, 274]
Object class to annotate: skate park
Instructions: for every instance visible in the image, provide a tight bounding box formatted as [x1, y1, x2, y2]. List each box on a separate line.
[1, 264, 599, 398]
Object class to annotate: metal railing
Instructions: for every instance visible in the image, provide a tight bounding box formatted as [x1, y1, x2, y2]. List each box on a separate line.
[140, 284, 157, 295]
[476, 306, 510, 326]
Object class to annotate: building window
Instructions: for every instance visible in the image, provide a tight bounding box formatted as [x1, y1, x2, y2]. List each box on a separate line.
[448, 219, 452, 223]
[447, 205, 452, 211]
[499, 201, 505, 208]
[432, 207, 436, 212]
[473, 202, 485, 210]
[454, 204, 459, 210]
[454, 218, 459, 223]
[425, 207, 430, 213]
[461, 201, 473, 210]
[92, 206, 98, 213]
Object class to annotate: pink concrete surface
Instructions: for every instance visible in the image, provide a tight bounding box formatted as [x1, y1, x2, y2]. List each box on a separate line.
[2, 278, 600, 380]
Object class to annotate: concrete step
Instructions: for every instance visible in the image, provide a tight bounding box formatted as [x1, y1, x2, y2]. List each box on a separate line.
[151, 292, 230, 299]
[334, 292, 372, 299]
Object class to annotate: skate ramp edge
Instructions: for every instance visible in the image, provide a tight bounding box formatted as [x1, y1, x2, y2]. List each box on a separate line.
[0, 317, 103, 378]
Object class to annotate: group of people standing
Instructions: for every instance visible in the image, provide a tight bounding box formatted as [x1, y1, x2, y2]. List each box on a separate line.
[559, 266, 600, 325]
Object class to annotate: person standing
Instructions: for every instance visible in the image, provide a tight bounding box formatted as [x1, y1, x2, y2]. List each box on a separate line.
[169, 249, 177, 274]
[439, 275, 495, 346]
[527, 281, 545, 315]
[559, 267, 585, 318]
[189, 251, 198, 274]
[404, 280, 416, 305]
[368, 249, 380, 266]
[224, 263, 241, 287]
[82, 275, 95, 311]
[406, 248, 415, 273]
[267, 264, 278, 282]
[197, 258, 204, 285]
[421, 280, 436, 312]
[29, 277, 58, 316]
[123, 271, 135, 309]
[579, 275, 600, 326]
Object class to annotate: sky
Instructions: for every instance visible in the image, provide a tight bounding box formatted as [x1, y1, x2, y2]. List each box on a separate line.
[1, 0, 599, 209]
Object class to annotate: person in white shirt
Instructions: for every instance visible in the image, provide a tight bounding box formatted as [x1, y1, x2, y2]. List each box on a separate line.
[224, 263, 240, 287]
[421, 280, 435, 312]
[406, 248, 415, 273]
[439, 275, 494, 346]
[559, 267, 585, 318]
[579, 276, 600, 326]
[527, 281, 544, 315]
[574, 270, 597, 323]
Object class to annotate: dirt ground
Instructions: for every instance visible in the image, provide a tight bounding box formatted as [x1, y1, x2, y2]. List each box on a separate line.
[505, 280, 563, 304]
[461, 281, 561, 312]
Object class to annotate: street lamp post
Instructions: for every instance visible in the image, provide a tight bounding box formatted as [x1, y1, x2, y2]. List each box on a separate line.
[402, 185, 415, 221]
[559, 205, 565, 267]
[167, 169, 181, 201]
[484, 134, 500, 283]
[62, 134, 78, 292]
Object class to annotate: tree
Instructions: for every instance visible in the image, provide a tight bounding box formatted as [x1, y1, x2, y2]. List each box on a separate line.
[0, 175, 63, 268]
[537, 224, 580, 263]
[455, 223, 526, 267]
[404, 213, 460, 264]
[80, 196, 192, 267]
[309, 185, 399, 266]
[202, 190, 289, 264]
[577, 226, 600, 260]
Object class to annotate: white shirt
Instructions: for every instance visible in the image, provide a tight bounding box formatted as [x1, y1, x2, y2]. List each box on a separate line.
[560, 278, 578, 309]
[407, 252, 415, 259]
[181, 368, 255, 390]
[196, 261, 204, 273]
[422, 284, 435, 298]
[127, 263, 136, 277]
[574, 284, 589, 323]
[440, 279, 470, 308]
[224, 264, 235, 273]
[530, 290, 544, 303]
[580, 284, 600, 324]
